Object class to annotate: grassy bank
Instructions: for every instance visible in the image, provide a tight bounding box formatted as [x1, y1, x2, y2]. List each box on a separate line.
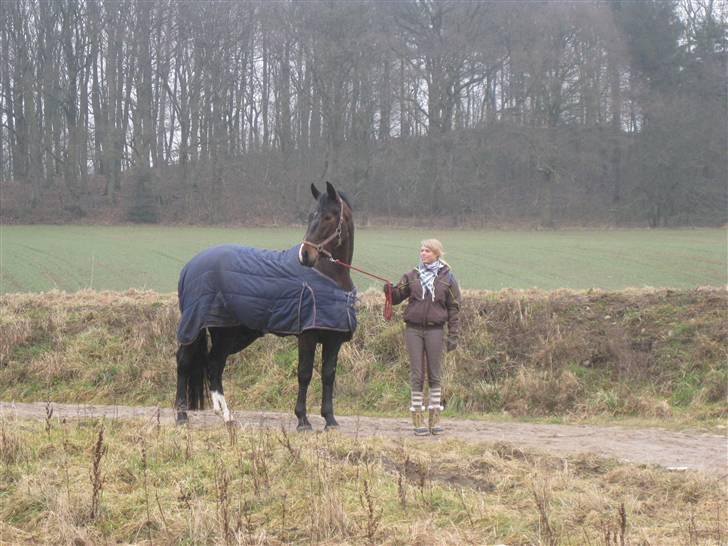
[1, 288, 725, 427]
[1, 288, 726, 544]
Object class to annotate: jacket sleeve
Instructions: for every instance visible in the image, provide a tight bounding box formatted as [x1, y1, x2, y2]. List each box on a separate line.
[446, 275, 461, 343]
[390, 273, 411, 306]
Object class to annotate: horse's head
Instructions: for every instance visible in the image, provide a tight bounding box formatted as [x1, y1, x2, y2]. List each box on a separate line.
[299, 181, 352, 267]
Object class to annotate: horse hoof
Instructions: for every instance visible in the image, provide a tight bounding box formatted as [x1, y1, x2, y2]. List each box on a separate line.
[176, 412, 189, 425]
[297, 423, 313, 433]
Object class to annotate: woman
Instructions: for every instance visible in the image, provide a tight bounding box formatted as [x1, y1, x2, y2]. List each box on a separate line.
[387, 239, 461, 436]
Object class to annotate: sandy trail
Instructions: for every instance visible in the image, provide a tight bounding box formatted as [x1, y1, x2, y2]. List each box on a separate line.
[1, 401, 725, 478]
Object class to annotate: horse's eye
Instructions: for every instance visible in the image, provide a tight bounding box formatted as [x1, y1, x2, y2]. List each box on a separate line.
[323, 214, 333, 222]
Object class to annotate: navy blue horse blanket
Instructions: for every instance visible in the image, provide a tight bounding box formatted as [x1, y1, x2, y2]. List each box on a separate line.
[176, 244, 357, 345]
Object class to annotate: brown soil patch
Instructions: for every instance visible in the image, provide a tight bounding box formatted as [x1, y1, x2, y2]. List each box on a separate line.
[1, 401, 725, 479]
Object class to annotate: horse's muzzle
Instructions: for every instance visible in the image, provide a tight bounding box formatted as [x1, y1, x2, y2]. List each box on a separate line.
[298, 243, 318, 267]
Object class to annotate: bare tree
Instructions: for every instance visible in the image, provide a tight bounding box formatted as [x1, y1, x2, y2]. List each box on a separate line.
[391, 0, 501, 213]
[0, 0, 723, 227]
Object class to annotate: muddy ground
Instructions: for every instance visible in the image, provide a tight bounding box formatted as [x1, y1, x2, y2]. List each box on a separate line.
[1, 401, 725, 479]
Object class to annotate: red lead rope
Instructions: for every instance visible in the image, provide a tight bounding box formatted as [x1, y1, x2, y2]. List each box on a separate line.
[383, 282, 393, 321]
[332, 259, 393, 321]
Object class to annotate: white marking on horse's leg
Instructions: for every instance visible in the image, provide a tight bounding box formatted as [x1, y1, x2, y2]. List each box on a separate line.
[211, 391, 232, 422]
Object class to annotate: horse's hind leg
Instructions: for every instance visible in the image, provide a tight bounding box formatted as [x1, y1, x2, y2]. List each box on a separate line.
[208, 326, 261, 423]
[207, 330, 234, 422]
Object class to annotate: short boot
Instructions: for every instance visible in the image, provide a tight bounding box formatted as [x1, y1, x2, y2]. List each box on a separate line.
[428, 408, 444, 435]
[412, 409, 429, 436]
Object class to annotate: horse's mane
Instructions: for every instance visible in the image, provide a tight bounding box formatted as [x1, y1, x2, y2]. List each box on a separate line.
[338, 191, 352, 210]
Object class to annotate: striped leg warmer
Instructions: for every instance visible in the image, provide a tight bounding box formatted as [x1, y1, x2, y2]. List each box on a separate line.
[410, 391, 424, 412]
[428, 388, 443, 410]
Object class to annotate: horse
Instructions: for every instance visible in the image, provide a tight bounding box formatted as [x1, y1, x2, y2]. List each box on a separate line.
[174, 181, 355, 431]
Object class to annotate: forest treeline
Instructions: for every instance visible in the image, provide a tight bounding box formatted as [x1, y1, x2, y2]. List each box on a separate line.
[1, 0, 726, 226]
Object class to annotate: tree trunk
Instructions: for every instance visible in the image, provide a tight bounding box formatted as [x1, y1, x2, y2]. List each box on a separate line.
[609, 48, 622, 222]
[379, 57, 391, 140]
[0, 0, 12, 183]
[279, 39, 292, 154]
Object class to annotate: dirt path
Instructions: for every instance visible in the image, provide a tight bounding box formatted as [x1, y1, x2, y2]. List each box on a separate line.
[1, 401, 725, 478]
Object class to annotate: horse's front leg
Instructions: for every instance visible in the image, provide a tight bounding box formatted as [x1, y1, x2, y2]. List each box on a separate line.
[295, 334, 317, 432]
[321, 336, 343, 430]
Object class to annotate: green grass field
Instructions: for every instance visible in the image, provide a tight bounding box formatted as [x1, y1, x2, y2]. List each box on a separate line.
[1, 225, 725, 293]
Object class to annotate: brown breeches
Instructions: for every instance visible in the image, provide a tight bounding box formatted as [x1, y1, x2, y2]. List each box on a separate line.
[405, 325, 444, 392]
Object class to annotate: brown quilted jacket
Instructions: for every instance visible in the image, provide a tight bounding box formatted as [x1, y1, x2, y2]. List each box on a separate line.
[390, 265, 461, 343]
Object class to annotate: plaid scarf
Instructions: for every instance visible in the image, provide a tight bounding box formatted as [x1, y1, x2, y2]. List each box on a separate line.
[417, 259, 443, 301]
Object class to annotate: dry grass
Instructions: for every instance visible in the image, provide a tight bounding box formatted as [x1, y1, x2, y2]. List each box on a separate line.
[0, 416, 725, 545]
[1, 288, 726, 429]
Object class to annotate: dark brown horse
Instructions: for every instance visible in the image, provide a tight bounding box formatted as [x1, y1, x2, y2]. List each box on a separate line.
[174, 182, 355, 431]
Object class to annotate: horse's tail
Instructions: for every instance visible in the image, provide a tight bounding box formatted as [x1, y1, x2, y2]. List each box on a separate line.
[180, 330, 209, 410]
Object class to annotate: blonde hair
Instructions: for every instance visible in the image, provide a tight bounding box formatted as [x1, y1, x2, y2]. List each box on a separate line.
[420, 239, 444, 258]
[420, 239, 449, 266]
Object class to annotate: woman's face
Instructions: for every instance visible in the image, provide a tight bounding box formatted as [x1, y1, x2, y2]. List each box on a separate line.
[420, 246, 437, 264]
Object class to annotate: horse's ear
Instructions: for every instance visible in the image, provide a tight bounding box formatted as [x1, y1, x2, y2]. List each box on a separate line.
[326, 181, 337, 200]
[311, 183, 320, 200]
